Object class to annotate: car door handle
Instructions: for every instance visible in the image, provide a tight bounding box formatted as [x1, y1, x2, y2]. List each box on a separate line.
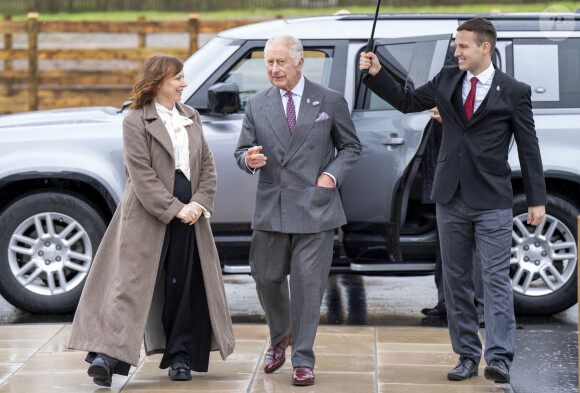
[382, 137, 405, 145]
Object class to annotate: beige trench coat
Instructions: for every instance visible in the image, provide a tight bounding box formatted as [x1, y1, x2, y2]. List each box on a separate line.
[68, 101, 234, 366]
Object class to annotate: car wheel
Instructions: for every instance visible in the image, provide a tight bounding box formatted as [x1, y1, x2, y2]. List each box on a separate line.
[0, 192, 106, 314]
[511, 193, 578, 315]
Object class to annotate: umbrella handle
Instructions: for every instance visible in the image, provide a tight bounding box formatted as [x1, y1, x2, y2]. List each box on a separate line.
[361, 40, 375, 76]
[361, 0, 381, 76]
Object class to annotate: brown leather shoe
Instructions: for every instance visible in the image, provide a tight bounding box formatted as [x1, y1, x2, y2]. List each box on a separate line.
[263, 331, 291, 374]
[292, 366, 315, 386]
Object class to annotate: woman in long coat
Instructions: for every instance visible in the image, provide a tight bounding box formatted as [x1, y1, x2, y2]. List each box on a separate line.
[68, 54, 234, 387]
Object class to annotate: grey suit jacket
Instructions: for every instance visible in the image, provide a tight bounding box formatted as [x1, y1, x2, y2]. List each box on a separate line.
[234, 78, 361, 233]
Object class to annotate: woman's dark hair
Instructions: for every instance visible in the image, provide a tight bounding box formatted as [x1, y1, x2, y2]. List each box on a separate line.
[457, 18, 497, 53]
[129, 54, 183, 110]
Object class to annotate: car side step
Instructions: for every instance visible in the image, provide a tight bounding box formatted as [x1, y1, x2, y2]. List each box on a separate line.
[350, 262, 435, 272]
[223, 265, 252, 274]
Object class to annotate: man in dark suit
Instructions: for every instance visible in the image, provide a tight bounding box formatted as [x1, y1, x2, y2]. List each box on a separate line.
[235, 34, 361, 386]
[360, 18, 546, 383]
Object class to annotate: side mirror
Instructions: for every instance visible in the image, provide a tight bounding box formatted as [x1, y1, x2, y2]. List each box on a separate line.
[207, 83, 239, 114]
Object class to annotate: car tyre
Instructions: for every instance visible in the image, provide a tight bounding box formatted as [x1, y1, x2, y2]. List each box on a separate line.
[0, 192, 106, 314]
[511, 193, 578, 315]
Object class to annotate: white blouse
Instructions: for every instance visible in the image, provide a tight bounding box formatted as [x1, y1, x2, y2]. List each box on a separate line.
[155, 102, 193, 180]
[155, 102, 210, 218]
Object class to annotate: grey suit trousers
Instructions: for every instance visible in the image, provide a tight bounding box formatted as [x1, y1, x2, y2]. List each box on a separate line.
[436, 187, 515, 367]
[249, 229, 334, 368]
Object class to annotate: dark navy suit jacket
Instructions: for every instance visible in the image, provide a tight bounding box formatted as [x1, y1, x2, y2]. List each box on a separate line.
[364, 66, 546, 210]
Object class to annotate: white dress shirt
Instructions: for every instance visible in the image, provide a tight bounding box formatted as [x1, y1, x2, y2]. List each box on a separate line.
[462, 62, 495, 113]
[155, 102, 210, 218]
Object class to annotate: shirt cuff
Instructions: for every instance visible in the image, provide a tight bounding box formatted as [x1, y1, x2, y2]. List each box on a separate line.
[322, 172, 337, 187]
[193, 202, 211, 218]
[245, 160, 257, 175]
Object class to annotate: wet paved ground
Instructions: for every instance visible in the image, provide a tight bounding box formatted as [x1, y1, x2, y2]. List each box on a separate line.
[0, 323, 511, 393]
[0, 273, 576, 392]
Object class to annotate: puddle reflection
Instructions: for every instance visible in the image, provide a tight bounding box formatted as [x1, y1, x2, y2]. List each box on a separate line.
[324, 274, 367, 325]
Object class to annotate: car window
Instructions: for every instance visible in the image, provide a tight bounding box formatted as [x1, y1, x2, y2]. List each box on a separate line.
[513, 38, 580, 108]
[218, 48, 334, 112]
[360, 40, 439, 111]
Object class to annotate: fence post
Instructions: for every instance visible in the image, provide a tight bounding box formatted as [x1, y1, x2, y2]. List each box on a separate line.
[137, 15, 145, 67]
[188, 14, 199, 56]
[3, 15, 13, 96]
[27, 12, 39, 111]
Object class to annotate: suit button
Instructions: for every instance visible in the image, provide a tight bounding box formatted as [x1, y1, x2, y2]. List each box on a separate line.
[301, 185, 306, 189]
[281, 185, 287, 189]
[459, 153, 462, 157]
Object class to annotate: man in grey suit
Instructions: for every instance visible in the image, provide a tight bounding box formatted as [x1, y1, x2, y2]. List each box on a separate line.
[235, 34, 361, 386]
[360, 18, 546, 383]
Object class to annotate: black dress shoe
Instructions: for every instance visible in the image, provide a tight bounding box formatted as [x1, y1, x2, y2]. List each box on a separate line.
[421, 303, 447, 319]
[87, 357, 112, 387]
[484, 359, 510, 383]
[447, 356, 478, 381]
[169, 362, 192, 381]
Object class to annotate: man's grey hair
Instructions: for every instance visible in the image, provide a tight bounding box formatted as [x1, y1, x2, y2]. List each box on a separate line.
[264, 34, 303, 66]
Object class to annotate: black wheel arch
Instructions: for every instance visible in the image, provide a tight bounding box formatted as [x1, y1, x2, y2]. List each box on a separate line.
[0, 172, 117, 223]
[511, 169, 580, 210]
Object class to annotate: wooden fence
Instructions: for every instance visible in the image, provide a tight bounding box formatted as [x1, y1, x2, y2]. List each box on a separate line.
[0, 13, 268, 114]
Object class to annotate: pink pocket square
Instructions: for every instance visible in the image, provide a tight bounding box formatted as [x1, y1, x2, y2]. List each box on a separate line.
[315, 112, 329, 122]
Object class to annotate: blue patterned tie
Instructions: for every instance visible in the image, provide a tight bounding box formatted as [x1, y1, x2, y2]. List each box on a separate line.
[285, 91, 296, 135]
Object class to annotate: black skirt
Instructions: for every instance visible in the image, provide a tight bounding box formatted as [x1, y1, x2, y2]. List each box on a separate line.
[157, 171, 212, 372]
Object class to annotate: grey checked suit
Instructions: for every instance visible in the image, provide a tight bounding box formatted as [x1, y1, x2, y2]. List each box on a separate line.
[234, 78, 361, 367]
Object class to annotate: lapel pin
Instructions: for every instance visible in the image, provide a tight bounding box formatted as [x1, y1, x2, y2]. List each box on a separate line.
[306, 98, 310, 104]
[496, 86, 500, 91]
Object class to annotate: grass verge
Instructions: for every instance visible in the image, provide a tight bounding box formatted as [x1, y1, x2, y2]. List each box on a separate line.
[7, 3, 580, 21]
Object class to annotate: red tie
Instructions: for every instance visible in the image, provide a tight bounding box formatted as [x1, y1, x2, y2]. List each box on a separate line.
[464, 77, 477, 120]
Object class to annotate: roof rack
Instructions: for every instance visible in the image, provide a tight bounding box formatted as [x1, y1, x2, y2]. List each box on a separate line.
[339, 12, 580, 21]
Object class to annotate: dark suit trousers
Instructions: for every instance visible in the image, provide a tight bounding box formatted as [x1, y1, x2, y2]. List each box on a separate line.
[436, 187, 515, 367]
[250, 229, 334, 368]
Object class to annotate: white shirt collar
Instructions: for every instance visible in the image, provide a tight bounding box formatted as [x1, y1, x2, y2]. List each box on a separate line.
[279, 75, 305, 98]
[467, 62, 495, 85]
